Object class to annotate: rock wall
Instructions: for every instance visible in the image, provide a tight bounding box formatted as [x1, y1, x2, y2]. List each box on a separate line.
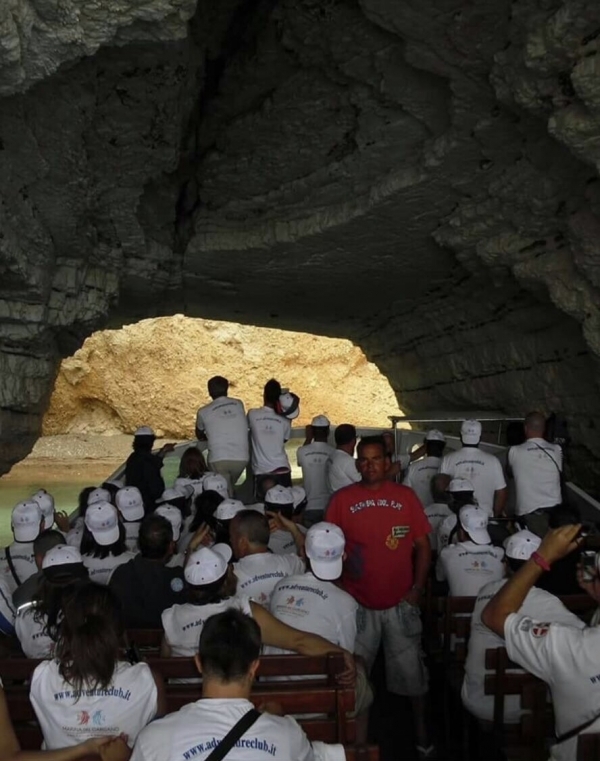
[1, 0, 600, 492]
[43, 316, 403, 436]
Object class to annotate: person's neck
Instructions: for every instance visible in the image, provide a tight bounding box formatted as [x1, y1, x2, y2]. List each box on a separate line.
[245, 545, 269, 557]
[360, 479, 385, 491]
[338, 444, 354, 455]
[203, 678, 251, 700]
[525, 433, 544, 440]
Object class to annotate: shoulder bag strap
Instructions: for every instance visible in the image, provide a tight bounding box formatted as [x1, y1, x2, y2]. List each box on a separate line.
[532, 442, 561, 474]
[5, 547, 22, 587]
[205, 708, 261, 761]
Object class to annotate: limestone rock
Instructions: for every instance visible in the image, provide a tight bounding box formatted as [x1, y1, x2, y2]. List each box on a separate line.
[43, 316, 403, 437]
[1, 0, 600, 493]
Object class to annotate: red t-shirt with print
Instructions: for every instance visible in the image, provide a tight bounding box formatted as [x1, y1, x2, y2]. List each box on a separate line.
[325, 480, 431, 610]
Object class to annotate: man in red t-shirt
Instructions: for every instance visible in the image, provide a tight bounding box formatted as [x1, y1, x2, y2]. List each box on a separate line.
[326, 435, 433, 756]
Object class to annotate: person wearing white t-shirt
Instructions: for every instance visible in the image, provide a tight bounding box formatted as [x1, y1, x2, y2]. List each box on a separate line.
[115, 486, 145, 553]
[0, 501, 45, 593]
[160, 541, 356, 674]
[436, 420, 507, 519]
[132, 608, 345, 761]
[439, 506, 505, 596]
[424, 502, 453, 553]
[296, 416, 335, 524]
[507, 411, 563, 537]
[248, 379, 295, 495]
[326, 424, 360, 494]
[403, 430, 446, 507]
[80, 502, 135, 586]
[195, 376, 250, 495]
[263, 486, 308, 556]
[434, 478, 474, 581]
[231, 510, 304, 605]
[16, 544, 90, 659]
[31, 584, 164, 751]
[462, 530, 585, 724]
[0, 576, 15, 639]
[482, 524, 600, 761]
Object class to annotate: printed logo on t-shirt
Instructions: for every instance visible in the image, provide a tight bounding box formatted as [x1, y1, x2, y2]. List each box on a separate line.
[532, 623, 550, 638]
[171, 578, 184, 593]
[350, 498, 404, 514]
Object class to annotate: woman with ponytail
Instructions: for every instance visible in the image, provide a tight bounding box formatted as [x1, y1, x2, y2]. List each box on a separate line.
[30, 585, 164, 751]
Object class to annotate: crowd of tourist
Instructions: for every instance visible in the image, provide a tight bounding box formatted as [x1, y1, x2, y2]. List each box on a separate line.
[0, 375, 595, 761]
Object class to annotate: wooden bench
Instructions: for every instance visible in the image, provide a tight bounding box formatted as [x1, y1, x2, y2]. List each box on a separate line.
[125, 629, 163, 653]
[1, 653, 356, 748]
[484, 647, 549, 761]
[344, 745, 380, 760]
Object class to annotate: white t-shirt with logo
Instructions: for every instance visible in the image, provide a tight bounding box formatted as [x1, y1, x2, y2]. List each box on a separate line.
[435, 513, 458, 581]
[0, 576, 15, 636]
[403, 456, 441, 507]
[15, 604, 54, 659]
[162, 596, 253, 657]
[130, 697, 344, 761]
[0, 541, 37, 593]
[82, 551, 136, 586]
[439, 447, 506, 516]
[462, 579, 584, 724]
[424, 504, 453, 552]
[124, 522, 141, 553]
[267, 572, 357, 653]
[508, 438, 562, 515]
[504, 611, 600, 761]
[30, 659, 157, 749]
[234, 553, 305, 606]
[439, 541, 505, 596]
[247, 408, 291, 475]
[297, 442, 335, 513]
[268, 526, 307, 556]
[326, 450, 360, 493]
[196, 397, 249, 464]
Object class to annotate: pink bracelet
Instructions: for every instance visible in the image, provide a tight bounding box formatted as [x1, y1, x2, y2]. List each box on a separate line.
[531, 551, 551, 572]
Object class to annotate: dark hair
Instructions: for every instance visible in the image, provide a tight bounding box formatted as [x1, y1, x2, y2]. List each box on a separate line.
[199, 610, 261, 682]
[208, 376, 229, 399]
[357, 435, 387, 457]
[335, 424, 357, 446]
[101, 482, 120, 501]
[33, 529, 65, 557]
[34, 575, 90, 642]
[264, 501, 293, 520]
[178, 447, 208, 479]
[263, 379, 282, 406]
[426, 440, 446, 458]
[55, 584, 123, 692]
[506, 557, 526, 575]
[190, 490, 224, 533]
[449, 491, 476, 511]
[187, 572, 234, 606]
[313, 426, 330, 442]
[132, 435, 155, 453]
[231, 511, 270, 547]
[80, 524, 127, 560]
[77, 487, 96, 519]
[138, 514, 173, 560]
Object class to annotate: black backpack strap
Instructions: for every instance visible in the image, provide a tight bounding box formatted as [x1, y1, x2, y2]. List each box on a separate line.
[205, 709, 261, 761]
[5, 547, 21, 587]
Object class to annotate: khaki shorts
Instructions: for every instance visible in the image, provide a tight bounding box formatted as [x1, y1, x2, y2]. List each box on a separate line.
[355, 600, 428, 697]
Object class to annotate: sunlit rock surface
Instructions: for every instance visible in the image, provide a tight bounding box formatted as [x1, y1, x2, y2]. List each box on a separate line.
[1, 0, 600, 491]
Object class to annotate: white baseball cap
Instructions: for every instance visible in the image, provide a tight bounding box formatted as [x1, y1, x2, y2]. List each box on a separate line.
[448, 478, 474, 493]
[279, 392, 300, 420]
[312, 415, 330, 427]
[202, 474, 229, 498]
[425, 429, 446, 442]
[87, 487, 112, 506]
[184, 544, 233, 586]
[157, 487, 190, 505]
[84, 502, 120, 546]
[306, 522, 345, 580]
[42, 544, 83, 570]
[30, 490, 55, 526]
[174, 477, 205, 498]
[265, 485, 294, 506]
[155, 505, 183, 540]
[12, 501, 43, 542]
[134, 426, 155, 437]
[461, 420, 482, 445]
[459, 505, 490, 545]
[115, 487, 144, 522]
[215, 499, 246, 521]
[291, 486, 307, 510]
[504, 530, 541, 561]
